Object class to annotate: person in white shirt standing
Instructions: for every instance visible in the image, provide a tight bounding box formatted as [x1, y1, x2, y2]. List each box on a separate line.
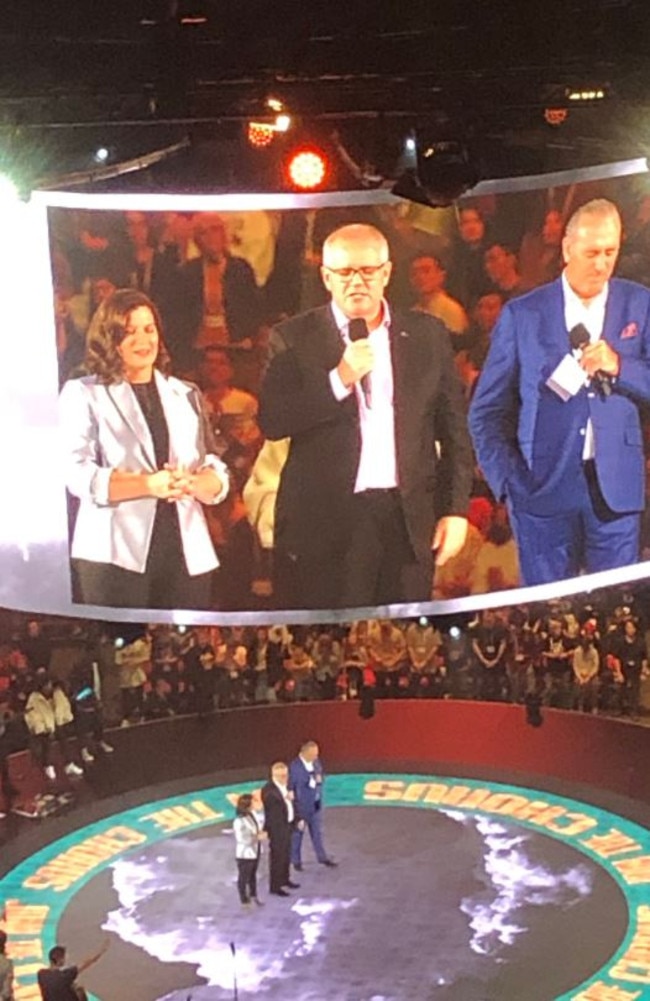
[259, 223, 472, 610]
[470, 199, 650, 585]
[233, 793, 266, 906]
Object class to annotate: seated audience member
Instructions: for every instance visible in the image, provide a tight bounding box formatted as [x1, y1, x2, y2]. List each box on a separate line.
[25, 674, 84, 781]
[409, 254, 469, 343]
[483, 241, 525, 299]
[198, 347, 262, 454]
[280, 640, 316, 703]
[518, 208, 564, 289]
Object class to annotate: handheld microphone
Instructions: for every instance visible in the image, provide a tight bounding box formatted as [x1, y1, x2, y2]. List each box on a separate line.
[568, 323, 612, 398]
[348, 317, 372, 408]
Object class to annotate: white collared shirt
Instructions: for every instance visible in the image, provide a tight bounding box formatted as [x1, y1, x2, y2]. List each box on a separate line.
[328, 300, 398, 492]
[562, 271, 609, 460]
[273, 781, 294, 823]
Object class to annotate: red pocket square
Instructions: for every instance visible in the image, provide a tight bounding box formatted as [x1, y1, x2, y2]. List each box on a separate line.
[620, 322, 638, 339]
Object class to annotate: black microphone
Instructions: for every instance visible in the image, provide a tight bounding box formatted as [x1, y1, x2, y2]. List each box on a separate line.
[568, 323, 612, 398]
[348, 317, 372, 408]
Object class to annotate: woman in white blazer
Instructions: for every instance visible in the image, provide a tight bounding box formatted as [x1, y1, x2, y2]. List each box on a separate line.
[233, 793, 266, 906]
[59, 289, 229, 610]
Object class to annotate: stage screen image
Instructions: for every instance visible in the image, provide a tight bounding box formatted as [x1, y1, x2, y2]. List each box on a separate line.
[1, 163, 650, 623]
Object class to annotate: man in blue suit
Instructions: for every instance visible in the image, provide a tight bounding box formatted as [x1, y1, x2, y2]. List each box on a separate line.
[289, 740, 337, 871]
[469, 199, 650, 586]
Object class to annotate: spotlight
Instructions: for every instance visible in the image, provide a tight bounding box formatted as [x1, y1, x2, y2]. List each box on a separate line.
[449, 626, 461, 640]
[0, 174, 19, 203]
[285, 146, 329, 191]
[392, 134, 479, 208]
[94, 147, 110, 163]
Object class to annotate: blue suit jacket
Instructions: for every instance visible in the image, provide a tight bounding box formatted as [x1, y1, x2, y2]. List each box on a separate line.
[289, 756, 324, 820]
[468, 277, 650, 516]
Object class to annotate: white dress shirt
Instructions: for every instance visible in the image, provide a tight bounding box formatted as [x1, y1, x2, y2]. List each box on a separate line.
[273, 781, 294, 823]
[562, 271, 609, 460]
[328, 300, 398, 492]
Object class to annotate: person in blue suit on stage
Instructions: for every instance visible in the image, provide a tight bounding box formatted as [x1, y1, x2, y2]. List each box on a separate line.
[469, 198, 650, 586]
[289, 740, 337, 872]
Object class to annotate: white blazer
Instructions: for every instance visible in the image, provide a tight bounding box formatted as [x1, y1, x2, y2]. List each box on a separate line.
[233, 814, 261, 860]
[59, 371, 229, 575]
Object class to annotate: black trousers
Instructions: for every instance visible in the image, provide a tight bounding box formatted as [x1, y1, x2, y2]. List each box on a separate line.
[268, 828, 291, 892]
[236, 856, 259, 902]
[274, 489, 432, 610]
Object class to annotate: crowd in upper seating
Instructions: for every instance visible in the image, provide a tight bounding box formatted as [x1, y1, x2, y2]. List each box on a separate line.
[47, 183, 650, 608]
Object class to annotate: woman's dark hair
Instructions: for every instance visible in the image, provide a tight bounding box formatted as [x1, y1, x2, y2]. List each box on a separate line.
[236, 793, 253, 816]
[85, 288, 171, 384]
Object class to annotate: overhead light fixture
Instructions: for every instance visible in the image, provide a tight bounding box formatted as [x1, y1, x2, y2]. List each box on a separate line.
[544, 108, 569, 126]
[94, 147, 110, 163]
[565, 87, 607, 102]
[246, 97, 293, 147]
[285, 146, 329, 191]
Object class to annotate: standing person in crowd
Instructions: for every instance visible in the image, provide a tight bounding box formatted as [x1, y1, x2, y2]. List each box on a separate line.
[471, 610, 508, 702]
[260, 222, 472, 609]
[289, 740, 337, 873]
[0, 931, 13, 1001]
[233, 793, 266, 907]
[25, 675, 84, 781]
[614, 617, 648, 718]
[261, 762, 301, 897]
[37, 942, 109, 1001]
[470, 199, 650, 586]
[59, 289, 229, 610]
[572, 632, 600, 713]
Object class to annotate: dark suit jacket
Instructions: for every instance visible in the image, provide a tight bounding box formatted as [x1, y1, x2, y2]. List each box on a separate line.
[289, 756, 324, 820]
[261, 780, 293, 843]
[167, 255, 262, 368]
[258, 304, 473, 568]
[469, 277, 650, 516]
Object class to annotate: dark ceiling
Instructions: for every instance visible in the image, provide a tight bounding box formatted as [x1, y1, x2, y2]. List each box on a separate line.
[2, 0, 650, 190]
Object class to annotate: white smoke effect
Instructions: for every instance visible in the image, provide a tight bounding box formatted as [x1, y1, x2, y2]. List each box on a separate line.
[443, 811, 593, 958]
[104, 845, 358, 993]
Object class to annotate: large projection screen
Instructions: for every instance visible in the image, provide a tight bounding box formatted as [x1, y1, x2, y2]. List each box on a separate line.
[2, 162, 650, 625]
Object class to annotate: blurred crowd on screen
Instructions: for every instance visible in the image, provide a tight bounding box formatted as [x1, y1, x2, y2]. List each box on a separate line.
[48, 179, 650, 607]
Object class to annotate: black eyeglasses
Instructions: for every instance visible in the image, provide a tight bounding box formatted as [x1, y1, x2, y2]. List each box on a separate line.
[322, 263, 389, 281]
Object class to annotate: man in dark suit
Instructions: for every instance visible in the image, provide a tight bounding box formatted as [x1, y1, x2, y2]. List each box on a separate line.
[166, 213, 262, 372]
[289, 740, 336, 872]
[259, 223, 472, 610]
[261, 761, 301, 897]
[469, 198, 650, 586]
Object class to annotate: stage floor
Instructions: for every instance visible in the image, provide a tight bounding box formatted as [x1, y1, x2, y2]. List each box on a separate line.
[2, 772, 649, 1000]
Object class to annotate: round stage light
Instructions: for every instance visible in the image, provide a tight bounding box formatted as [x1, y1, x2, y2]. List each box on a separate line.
[286, 147, 328, 190]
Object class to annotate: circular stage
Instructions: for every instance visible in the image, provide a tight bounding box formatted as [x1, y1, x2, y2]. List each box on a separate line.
[3, 770, 650, 1000]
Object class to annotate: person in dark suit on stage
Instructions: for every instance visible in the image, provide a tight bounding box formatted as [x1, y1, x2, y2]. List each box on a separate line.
[469, 198, 650, 586]
[289, 740, 336, 872]
[259, 223, 473, 610]
[261, 761, 301, 897]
